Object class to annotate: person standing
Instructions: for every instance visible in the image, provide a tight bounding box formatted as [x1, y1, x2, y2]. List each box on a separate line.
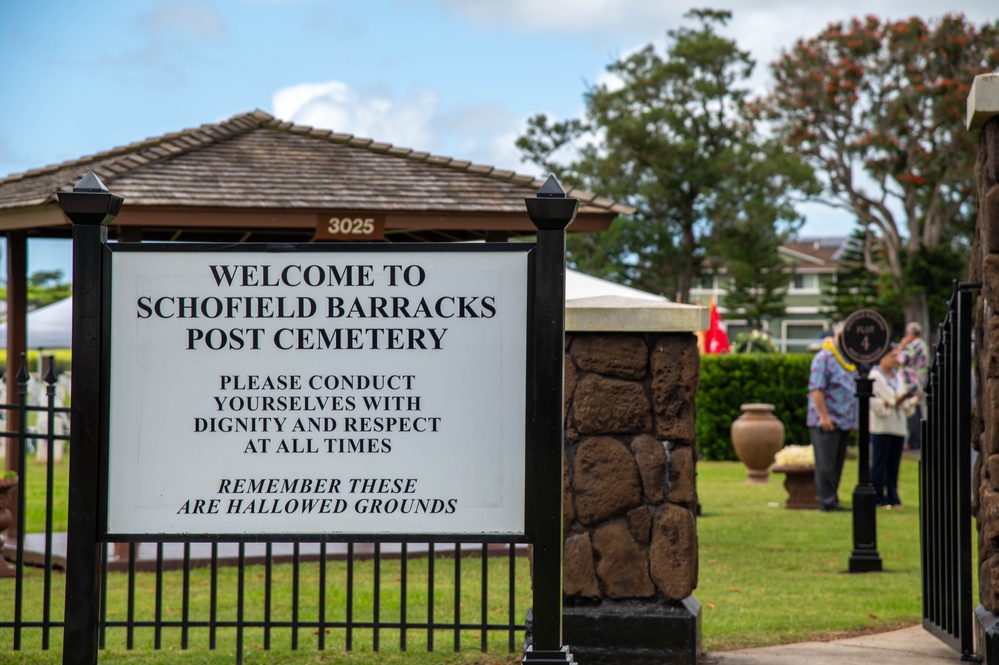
[899, 322, 930, 450]
[807, 323, 858, 512]
[869, 347, 919, 507]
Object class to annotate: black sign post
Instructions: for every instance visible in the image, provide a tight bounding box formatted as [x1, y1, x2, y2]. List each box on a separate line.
[840, 309, 889, 573]
[523, 176, 577, 664]
[59, 172, 122, 665]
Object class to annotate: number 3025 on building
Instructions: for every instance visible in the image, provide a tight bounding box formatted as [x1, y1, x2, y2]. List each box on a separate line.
[315, 214, 386, 241]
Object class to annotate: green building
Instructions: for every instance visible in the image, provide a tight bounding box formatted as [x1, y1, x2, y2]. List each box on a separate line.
[691, 237, 848, 353]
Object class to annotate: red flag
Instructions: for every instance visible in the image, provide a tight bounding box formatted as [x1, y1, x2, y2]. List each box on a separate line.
[705, 296, 731, 354]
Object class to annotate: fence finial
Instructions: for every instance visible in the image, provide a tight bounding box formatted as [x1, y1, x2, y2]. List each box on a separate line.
[15, 353, 29, 385]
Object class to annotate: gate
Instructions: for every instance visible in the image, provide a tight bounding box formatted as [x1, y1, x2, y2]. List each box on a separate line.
[0, 359, 528, 659]
[920, 283, 977, 660]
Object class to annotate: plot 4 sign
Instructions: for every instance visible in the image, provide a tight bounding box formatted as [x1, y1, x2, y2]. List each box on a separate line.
[840, 309, 890, 366]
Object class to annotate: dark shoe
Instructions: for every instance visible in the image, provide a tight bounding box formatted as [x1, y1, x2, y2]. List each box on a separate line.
[819, 504, 849, 512]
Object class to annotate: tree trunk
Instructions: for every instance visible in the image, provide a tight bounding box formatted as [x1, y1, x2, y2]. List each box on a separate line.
[903, 291, 930, 343]
[678, 214, 697, 304]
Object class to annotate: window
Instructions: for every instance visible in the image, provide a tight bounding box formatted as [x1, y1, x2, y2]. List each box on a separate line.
[790, 273, 817, 291]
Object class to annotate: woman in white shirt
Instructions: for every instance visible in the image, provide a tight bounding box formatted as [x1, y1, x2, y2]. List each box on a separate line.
[869, 347, 919, 508]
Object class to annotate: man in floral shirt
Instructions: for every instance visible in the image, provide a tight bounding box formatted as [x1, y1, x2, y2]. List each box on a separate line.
[899, 322, 930, 450]
[807, 322, 858, 512]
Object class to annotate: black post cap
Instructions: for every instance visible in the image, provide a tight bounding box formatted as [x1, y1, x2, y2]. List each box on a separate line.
[536, 174, 567, 198]
[57, 170, 124, 226]
[525, 175, 579, 231]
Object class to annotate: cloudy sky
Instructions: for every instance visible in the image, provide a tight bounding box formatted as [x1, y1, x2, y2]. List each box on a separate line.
[1, 0, 996, 273]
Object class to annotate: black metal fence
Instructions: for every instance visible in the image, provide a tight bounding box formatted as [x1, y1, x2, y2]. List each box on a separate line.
[920, 283, 977, 660]
[0, 359, 528, 660]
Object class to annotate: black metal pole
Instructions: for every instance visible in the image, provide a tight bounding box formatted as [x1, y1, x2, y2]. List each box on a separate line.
[524, 176, 577, 665]
[956, 284, 976, 657]
[849, 368, 883, 572]
[59, 171, 122, 665]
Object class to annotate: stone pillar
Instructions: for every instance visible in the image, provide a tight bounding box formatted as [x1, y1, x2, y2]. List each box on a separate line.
[968, 72, 999, 661]
[560, 295, 707, 665]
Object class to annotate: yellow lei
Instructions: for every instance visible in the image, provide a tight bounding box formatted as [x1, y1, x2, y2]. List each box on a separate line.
[822, 339, 856, 372]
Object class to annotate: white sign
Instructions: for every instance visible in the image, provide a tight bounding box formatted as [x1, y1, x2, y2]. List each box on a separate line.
[106, 248, 529, 537]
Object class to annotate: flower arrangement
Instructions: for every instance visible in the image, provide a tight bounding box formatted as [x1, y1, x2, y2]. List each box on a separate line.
[773, 444, 814, 467]
[733, 329, 776, 354]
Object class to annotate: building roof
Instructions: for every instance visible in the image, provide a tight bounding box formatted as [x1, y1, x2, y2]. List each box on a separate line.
[0, 110, 633, 243]
[697, 236, 848, 277]
[779, 237, 847, 271]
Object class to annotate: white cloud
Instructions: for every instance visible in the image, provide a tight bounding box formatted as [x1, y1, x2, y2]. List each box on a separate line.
[138, 0, 227, 41]
[442, 0, 999, 93]
[272, 81, 534, 173]
[797, 202, 857, 239]
[0, 136, 15, 160]
[274, 81, 438, 150]
[440, 0, 683, 38]
[443, 0, 998, 39]
[0, 135, 24, 177]
[89, 0, 227, 89]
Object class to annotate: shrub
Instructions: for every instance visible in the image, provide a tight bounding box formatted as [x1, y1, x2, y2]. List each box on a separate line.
[0, 349, 72, 375]
[696, 354, 813, 460]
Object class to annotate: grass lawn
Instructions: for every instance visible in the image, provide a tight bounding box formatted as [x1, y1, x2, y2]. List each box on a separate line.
[3, 452, 950, 662]
[21, 453, 70, 534]
[696, 455, 936, 651]
[3, 549, 530, 665]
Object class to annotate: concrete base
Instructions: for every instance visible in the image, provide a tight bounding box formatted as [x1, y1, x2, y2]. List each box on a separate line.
[562, 598, 701, 665]
[523, 645, 576, 664]
[977, 605, 999, 664]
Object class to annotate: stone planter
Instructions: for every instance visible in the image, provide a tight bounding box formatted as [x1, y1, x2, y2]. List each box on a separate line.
[0, 476, 17, 577]
[730, 403, 785, 483]
[772, 465, 818, 509]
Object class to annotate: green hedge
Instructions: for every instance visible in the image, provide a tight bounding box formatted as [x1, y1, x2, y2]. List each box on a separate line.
[0, 349, 72, 375]
[0, 349, 824, 460]
[696, 354, 813, 461]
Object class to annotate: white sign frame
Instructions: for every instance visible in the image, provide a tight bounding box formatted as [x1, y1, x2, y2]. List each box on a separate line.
[101, 243, 532, 541]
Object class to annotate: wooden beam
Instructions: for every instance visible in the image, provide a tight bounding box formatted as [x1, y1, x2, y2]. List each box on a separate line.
[4, 230, 26, 541]
[0, 204, 617, 240]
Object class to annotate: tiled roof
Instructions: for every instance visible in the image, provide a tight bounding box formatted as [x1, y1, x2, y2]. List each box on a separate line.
[781, 238, 847, 269]
[0, 110, 634, 216]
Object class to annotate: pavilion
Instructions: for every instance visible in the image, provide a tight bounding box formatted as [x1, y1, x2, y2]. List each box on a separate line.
[0, 108, 632, 482]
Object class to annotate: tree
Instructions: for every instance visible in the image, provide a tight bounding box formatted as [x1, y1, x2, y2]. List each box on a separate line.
[821, 225, 908, 332]
[822, 226, 884, 323]
[517, 9, 814, 302]
[27, 269, 70, 310]
[0, 269, 71, 313]
[28, 270, 65, 287]
[758, 13, 999, 329]
[714, 218, 792, 329]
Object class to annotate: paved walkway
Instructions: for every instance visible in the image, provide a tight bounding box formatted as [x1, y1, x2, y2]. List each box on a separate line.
[703, 625, 964, 664]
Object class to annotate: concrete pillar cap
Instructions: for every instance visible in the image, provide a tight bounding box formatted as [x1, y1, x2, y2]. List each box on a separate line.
[566, 295, 708, 333]
[967, 73, 999, 130]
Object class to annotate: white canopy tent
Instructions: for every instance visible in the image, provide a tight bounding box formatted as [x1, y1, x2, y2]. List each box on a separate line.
[0, 296, 73, 350]
[565, 269, 666, 303]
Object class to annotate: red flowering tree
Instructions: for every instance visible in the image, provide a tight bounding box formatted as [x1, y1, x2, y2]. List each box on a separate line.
[759, 14, 999, 328]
